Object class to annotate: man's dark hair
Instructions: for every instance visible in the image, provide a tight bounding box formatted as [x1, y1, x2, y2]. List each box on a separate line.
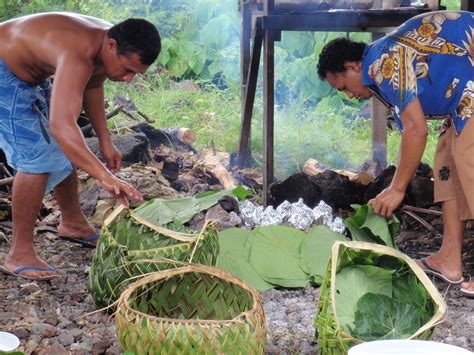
[317, 38, 366, 80]
[108, 18, 161, 65]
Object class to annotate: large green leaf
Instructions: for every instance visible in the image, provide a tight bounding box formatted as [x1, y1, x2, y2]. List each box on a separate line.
[132, 189, 236, 226]
[249, 225, 310, 288]
[392, 274, 435, 325]
[299, 225, 349, 284]
[334, 265, 393, 331]
[216, 228, 273, 292]
[344, 204, 400, 248]
[353, 293, 423, 341]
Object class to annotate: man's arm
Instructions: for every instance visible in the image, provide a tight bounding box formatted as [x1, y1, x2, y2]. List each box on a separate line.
[369, 98, 428, 217]
[48, 57, 142, 206]
[83, 77, 122, 172]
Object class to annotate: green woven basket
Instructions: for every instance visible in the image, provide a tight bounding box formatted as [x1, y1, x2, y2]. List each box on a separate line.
[116, 261, 267, 354]
[314, 241, 447, 354]
[88, 205, 219, 309]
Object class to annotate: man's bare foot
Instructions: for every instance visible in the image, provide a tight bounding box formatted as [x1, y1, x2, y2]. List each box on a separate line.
[422, 253, 463, 282]
[57, 222, 97, 241]
[2, 253, 58, 280]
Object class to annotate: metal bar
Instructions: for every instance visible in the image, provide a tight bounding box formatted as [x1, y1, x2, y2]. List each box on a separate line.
[260, 10, 429, 32]
[237, 19, 264, 166]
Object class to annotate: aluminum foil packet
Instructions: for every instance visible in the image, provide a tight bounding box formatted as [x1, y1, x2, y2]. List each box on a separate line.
[312, 200, 333, 225]
[287, 198, 315, 230]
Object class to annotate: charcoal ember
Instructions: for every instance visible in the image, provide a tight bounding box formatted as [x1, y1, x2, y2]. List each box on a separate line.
[218, 196, 240, 213]
[268, 173, 322, 208]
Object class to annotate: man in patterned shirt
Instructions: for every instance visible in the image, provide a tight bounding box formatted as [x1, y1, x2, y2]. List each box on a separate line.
[317, 11, 474, 296]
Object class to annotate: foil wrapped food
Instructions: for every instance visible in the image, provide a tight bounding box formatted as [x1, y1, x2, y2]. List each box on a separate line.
[238, 198, 346, 233]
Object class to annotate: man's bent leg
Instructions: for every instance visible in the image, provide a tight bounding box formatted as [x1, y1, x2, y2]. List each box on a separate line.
[3, 172, 58, 278]
[424, 199, 465, 281]
[54, 171, 96, 240]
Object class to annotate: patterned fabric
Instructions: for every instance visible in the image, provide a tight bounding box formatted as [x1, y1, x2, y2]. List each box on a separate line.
[362, 11, 474, 134]
[0, 59, 73, 193]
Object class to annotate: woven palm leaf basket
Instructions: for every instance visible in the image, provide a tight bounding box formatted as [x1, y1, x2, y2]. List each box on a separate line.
[88, 205, 219, 309]
[315, 241, 447, 354]
[115, 261, 267, 354]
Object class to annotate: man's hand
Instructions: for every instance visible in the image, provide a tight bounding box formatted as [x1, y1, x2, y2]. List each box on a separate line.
[100, 173, 143, 208]
[368, 185, 405, 218]
[99, 140, 122, 173]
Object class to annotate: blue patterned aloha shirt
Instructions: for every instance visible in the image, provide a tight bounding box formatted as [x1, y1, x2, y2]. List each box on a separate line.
[362, 11, 474, 135]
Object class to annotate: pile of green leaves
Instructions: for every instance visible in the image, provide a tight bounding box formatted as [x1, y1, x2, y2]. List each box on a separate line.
[334, 247, 435, 341]
[345, 204, 400, 248]
[217, 225, 349, 291]
[133, 186, 250, 227]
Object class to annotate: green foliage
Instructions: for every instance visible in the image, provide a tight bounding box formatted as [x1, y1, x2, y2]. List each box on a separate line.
[353, 293, 423, 341]
[333, 245, 437, 341]
[344, 204, 400, 248]
[441, 0, 461, 10]
[216, 224, 348, 291]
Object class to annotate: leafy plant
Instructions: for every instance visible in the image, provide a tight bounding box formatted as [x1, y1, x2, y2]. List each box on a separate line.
[353, 293, 423, 341]
[344, 204, 400, 248]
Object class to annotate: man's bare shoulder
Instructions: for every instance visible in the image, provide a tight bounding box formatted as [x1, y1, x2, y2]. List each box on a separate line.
[0, 13, 110, 83]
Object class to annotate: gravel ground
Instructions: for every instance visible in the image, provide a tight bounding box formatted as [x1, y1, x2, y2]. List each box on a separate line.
[0, 222, 473, 354]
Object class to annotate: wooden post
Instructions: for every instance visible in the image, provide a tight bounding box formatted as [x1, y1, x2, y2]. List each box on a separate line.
[237, 19, 264, 166]
[262, 0, 275, 206]
[371, 32, 388, 170]
[460, 0, 474, 11]
[240, 0, 251, 108]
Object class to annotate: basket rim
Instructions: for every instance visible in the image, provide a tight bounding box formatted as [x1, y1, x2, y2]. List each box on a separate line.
[330, 241, 447, 340]
[104, 204, 216, 247]
[117, 262, 263, 325]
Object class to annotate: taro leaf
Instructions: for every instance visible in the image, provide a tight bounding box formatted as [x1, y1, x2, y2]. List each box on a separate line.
[133, 189, 235, 226]
[334, 265, 393, 331]
[344, 204, 399, 248]
[133, 197, 199, 226]
[216, 228, 273, 292]
[299, 225, 349, 284]
[249, 225, 310, 288]
[353, 293, 423, 341]
[392, 274, 434, 325]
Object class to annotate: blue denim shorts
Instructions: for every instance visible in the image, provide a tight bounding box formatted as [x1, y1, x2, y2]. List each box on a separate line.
[0, 59, 73, 193]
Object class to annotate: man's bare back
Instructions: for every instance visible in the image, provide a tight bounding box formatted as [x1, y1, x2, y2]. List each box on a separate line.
[0, 12, 110, 85]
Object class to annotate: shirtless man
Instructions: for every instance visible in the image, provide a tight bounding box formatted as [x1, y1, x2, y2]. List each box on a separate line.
[0, 13, 161, 280]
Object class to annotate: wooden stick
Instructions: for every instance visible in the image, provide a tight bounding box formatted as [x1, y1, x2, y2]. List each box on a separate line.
[401, 209, 442, 237]
[136, 110, 155, 123]
[401, 205, 442, 216]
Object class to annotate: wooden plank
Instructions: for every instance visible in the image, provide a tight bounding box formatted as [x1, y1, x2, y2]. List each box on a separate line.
[261, 9, 429, 32]
[371, 32, 388, 170]
[237, 19, 264, 166]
